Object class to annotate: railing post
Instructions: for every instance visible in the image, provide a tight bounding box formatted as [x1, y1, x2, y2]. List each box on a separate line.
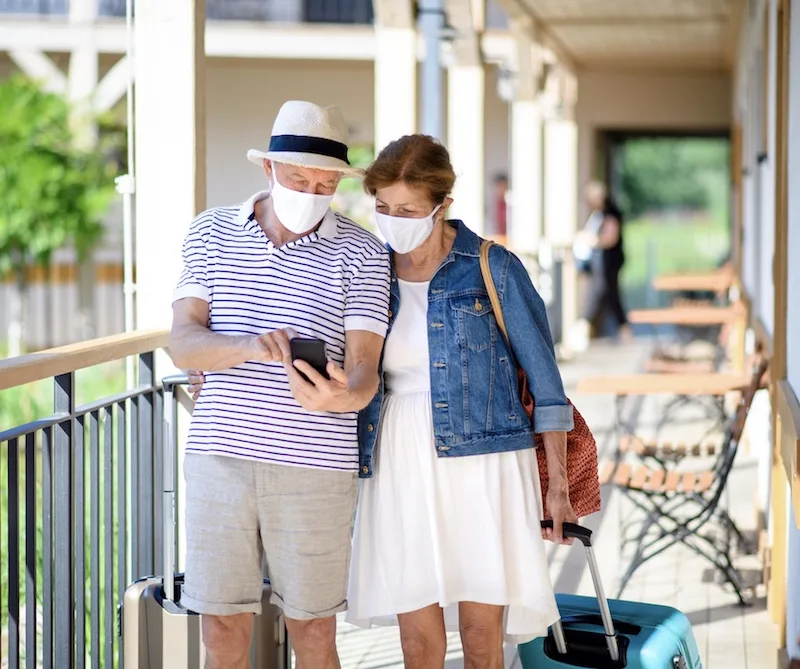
[138, 351, 156, 576]
[53, 372, 75, 668]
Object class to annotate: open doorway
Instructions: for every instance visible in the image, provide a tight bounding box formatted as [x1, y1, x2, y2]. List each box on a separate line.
[601, 130, 732, 315]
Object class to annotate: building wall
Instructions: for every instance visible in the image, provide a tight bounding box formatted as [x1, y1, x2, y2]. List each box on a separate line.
[575, 70, 732, 222]
[205, 58, 511, 223]
[205, 57, 375, 207]
[0, 54, 511, 347]
[785, 0, 800, 658]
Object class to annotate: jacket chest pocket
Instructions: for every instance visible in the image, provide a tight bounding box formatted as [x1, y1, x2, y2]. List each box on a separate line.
[450, 296, 495, 352]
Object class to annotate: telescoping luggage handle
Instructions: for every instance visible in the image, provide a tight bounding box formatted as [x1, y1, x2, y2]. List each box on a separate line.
[541, 520, 620, 663]
[162, 374, 190, 604]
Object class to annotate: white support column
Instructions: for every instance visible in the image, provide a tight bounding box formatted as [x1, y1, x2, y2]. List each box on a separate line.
[507, 19, 544, 254]
[509, 99, 543, 252]
[544, 97, 579, 349]
[374, 26, 417, 153]
[134, 0, 206, 335]
[447, 64, 485, 233]
[543, 118, 577, 247]
[373, 0, 417, 155]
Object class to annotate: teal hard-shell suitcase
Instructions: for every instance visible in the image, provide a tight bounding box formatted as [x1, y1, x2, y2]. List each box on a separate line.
[518, 522, 702, 669]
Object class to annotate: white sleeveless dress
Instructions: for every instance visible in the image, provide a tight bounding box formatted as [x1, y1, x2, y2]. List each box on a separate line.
[346, 279, 560, 644]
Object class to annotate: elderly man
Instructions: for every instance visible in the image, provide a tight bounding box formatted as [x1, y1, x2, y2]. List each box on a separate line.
[169, 101, 390, 669]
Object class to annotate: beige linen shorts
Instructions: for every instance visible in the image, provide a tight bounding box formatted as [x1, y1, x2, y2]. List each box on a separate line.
[181, 453, 358, 620]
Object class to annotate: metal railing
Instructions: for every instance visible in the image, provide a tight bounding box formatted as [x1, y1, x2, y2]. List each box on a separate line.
[0, 0, 374, 23]
[0, 330, 171, 668]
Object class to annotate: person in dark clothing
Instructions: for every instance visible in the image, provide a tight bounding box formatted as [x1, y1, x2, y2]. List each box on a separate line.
[492, 172, 509, 237]
[569, 181, 632, 352]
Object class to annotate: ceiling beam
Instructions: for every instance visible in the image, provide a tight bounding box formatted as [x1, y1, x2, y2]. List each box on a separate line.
[93, 55, 130, 113]
[543, 15, 730, 27]
[8, 49, 67, 94]
[444, 0, 482, 67]
[491, 0, 577, 72]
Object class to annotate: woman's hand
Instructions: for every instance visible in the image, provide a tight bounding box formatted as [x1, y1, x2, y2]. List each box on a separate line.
[187, 370, 205, 401]
[543, 483, 578, 546]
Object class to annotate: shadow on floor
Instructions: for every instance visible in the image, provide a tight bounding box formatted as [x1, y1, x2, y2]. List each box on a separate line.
[683, 597, 767, 626]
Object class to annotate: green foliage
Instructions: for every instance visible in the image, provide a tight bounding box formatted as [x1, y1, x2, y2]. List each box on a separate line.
[616, 138, 730, 219]
[0, 75, 119, 276]
[338, 144, 375, 195]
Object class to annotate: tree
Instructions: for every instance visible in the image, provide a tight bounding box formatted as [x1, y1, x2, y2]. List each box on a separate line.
[0, 75, 119, 355]
[616, 138, 727, 219]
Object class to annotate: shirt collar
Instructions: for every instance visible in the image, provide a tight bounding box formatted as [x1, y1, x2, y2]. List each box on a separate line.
[448, 220, 481, 257]
[237, 190, 339, 240]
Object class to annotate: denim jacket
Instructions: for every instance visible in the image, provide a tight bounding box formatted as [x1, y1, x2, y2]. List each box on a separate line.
[357, 221, 574, 478]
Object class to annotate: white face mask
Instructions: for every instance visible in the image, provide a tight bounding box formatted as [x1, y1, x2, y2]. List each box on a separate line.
[375, 204, 442, 254]
[270, 171, 335, 235]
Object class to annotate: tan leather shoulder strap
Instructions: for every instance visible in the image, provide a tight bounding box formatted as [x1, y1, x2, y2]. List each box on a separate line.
[479, 240, 510, 346]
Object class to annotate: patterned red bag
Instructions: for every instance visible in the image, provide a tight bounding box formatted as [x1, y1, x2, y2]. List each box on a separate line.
[480, 241, 601, 519]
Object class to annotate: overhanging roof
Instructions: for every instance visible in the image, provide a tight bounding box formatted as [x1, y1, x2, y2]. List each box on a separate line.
[513, 0, 746, 72]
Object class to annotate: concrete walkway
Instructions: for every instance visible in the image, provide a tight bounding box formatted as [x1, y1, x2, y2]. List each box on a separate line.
[335, 339, 779, 669]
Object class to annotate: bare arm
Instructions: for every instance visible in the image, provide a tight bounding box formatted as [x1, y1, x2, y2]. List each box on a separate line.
[542, 431, 568, 491]
[597, 215, 621, 249]
[287, 329, 384, 413]
[341, 329, 384, 409]
[169, 297, 290, 371]
[541, 430, 577, 545]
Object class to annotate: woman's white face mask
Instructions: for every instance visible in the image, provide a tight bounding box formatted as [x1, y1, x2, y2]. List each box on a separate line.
[375, 204, 442, 254]
[271, 172, 335, 235]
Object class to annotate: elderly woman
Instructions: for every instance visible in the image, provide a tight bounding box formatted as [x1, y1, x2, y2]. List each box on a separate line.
[189, 134, 576, 669]
[346, 134, 575, 668]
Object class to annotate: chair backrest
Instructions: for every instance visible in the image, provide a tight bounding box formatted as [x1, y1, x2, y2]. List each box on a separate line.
[714, 356, 770, 480]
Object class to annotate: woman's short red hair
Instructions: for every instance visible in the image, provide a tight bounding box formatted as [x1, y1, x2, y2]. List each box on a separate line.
[364, 134, 456, 205]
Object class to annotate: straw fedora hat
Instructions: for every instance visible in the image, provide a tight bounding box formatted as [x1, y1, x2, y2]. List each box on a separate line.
[247, 100, 363, 177]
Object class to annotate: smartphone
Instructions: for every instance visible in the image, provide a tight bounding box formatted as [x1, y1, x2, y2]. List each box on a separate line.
[289, 337, 330, 382]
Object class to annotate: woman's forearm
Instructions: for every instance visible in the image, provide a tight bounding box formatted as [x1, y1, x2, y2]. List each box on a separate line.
[541, 431, 569, 492]
[344, 362, 380, 411]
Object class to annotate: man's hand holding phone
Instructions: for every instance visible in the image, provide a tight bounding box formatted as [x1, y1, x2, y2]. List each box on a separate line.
[189, 333, 360, 414]
[285, 338, 355, 413]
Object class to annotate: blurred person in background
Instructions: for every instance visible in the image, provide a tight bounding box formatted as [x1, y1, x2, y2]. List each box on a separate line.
[569, 180, 632, 353]
[492, 172, 509, 238]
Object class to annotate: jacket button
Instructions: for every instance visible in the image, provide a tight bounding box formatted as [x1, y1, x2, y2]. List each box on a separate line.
[438, 446, 450, 452]
[362, 466, 370, 474]
[367, 424, 374, 432]
[388, 310, 393, 318]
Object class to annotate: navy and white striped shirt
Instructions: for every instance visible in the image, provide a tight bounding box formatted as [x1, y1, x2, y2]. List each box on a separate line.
[173, 191, 391, 471]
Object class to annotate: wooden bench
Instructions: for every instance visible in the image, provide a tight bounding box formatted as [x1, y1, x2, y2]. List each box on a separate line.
[643, 357, 716, 374]
[577, 371, 752, 439]
[652, 267, 735, 294]
[613, 434, 720, 459]
[627, 303, 744, 327]
[576, 372, 752, 397]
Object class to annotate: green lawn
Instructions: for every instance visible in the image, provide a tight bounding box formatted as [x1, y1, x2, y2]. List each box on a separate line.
[620, 214, 731, 309]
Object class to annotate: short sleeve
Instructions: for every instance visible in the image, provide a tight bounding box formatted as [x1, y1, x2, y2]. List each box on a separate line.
[173, 212, 211, 303]
[344, 249, 391, 336]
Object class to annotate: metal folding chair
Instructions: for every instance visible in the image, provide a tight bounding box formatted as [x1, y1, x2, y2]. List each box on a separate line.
[599, 357, 769, 605]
